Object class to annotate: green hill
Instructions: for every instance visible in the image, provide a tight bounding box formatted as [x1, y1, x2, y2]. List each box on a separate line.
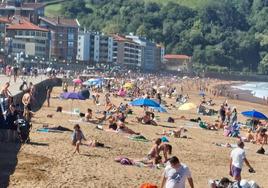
[44, 0, 210, 17]
[145, 0, 211, 8]
[44, 0, 268, 74]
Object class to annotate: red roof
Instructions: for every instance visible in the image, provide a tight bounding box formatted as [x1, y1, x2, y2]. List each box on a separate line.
[40, 17, 79, 28]
[0, 17, 10, 23]
[112, 34, 139, 45]
[164, 54, 191, 60]
[7, 19, 48, 32]
[112, 34, 127, 42]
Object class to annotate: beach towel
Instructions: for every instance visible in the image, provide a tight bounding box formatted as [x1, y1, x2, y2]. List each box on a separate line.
[46, 126, 72, 132]
[37, 128, 63, 133]
[214, 143, 237, 148]
[140, 183, 158, 188]
[161, 136, 169, 142]
[128, 135, 149, 142]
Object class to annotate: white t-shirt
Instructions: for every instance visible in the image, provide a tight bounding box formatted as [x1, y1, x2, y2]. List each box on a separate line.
[230, 147, 246, 169]
[164, 163, 191, 188]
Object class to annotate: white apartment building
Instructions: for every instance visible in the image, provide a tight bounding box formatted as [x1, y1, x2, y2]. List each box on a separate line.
[77, 31, 113, 64]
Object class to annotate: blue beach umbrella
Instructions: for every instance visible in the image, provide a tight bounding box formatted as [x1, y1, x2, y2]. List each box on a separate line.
[241, 110, 267, 120]
[150, 105, 167, 113]
[130, 98, 160, 107]
[83, 78, 103, 86]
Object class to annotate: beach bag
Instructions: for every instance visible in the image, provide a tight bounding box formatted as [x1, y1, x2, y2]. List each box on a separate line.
[79, 113, 85, 117]
[140, 183, 158, 188]
[256, 147, 265, 154]
[167, 117, 175, 123]
[120, 158, 133, 165]
[56, 106, 62, 112]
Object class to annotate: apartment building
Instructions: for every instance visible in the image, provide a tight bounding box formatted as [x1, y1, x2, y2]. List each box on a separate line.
[0, 18, 9, 50]
[0, 0, 45, 24]
[112, 34, 141, 67]
[39, 17, 79, 63]
[126, 34, 161, 71]
[6, 17, 49, 59]
[77, 31, 113, 64]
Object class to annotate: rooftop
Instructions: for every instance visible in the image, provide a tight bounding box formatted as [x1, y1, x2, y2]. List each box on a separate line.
[7, 18, 49, 32]
[164, 54, 191, 60]
[112, 34, 139, 44]
[0, 3, 44, 9]
[0, 17, 10, 23]
[39, 17, 79, 28]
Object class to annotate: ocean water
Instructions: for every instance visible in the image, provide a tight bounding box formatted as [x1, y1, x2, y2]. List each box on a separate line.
[232, 82, 268, 99]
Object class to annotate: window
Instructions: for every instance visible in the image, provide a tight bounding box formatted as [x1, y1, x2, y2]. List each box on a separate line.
[67, 28, 74, 33]
[68, 33, 74, 40]
[67, 48, 73, 56]
[31, 31, 35, 36]
[17, 30, 23, 35]
[36, 31, 41, 36]
[42, 32, 47, 37]
[25, 30, 29, 36]
[68, 41, 74, 47]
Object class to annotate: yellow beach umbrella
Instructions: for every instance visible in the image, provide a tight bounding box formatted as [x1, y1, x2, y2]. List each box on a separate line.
[123, 82, 133, 89]
[178, 103, 196, 111]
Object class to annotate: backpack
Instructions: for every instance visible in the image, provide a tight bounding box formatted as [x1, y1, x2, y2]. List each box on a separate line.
[167, 117, 175, 123]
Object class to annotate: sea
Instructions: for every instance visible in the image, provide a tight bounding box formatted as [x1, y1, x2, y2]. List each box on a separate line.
[232, 82, 268, 99]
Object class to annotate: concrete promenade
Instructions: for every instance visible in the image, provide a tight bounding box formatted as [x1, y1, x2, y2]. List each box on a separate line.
[0, 74, 48, 96]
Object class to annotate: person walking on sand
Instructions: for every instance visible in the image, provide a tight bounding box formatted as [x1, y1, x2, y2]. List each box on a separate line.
[72, 124, 86, 154]
[229, 140, 255, 182]
[160, 156, 194, 188]
[46, 86, 52, 107]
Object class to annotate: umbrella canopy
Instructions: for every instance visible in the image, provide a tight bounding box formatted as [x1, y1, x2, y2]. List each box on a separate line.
[123, 82, 133, 89]
[241, 110, 267, 120]
[130, 98, 160, 107]
[73, 78, 82, 84]
[83, 78, 103, 86]
[150, 105, 167, 113]
[60, 92, 86, 100]
[178, 103, 196, 111]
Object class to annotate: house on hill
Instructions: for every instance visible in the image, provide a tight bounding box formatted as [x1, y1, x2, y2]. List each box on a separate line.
[164, 54, 192, 73]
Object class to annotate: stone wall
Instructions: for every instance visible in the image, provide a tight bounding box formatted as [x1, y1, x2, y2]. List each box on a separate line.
[0, 77, 62, 142]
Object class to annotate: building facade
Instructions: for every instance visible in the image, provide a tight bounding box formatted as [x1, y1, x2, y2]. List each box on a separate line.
[77, 31, 113, 64]
[112, 35, 141, 67]
[164, 54, 192, 72]
[0, 18, 9, 51]
[6, 17, 49, 59]
[39, 17, 79, 63]
[126, 35, 161, 71]
[0, 0, 45, 24]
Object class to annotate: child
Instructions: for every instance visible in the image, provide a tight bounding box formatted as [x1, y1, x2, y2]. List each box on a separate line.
[72, 124, 86, 154]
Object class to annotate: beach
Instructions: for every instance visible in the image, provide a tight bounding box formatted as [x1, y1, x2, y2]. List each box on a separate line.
[1, 77, 268, 188]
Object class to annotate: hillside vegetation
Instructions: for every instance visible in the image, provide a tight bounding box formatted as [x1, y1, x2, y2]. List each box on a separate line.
[45, 0, 268, 74]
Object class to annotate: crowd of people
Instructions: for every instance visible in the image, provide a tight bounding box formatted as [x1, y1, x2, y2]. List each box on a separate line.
[1, 66, 267, 188]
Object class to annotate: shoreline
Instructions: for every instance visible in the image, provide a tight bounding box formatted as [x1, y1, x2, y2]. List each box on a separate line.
[214, 81, 268, 105]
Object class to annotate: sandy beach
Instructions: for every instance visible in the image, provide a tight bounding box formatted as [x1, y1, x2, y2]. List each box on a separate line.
[1, 79, 268, 188]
